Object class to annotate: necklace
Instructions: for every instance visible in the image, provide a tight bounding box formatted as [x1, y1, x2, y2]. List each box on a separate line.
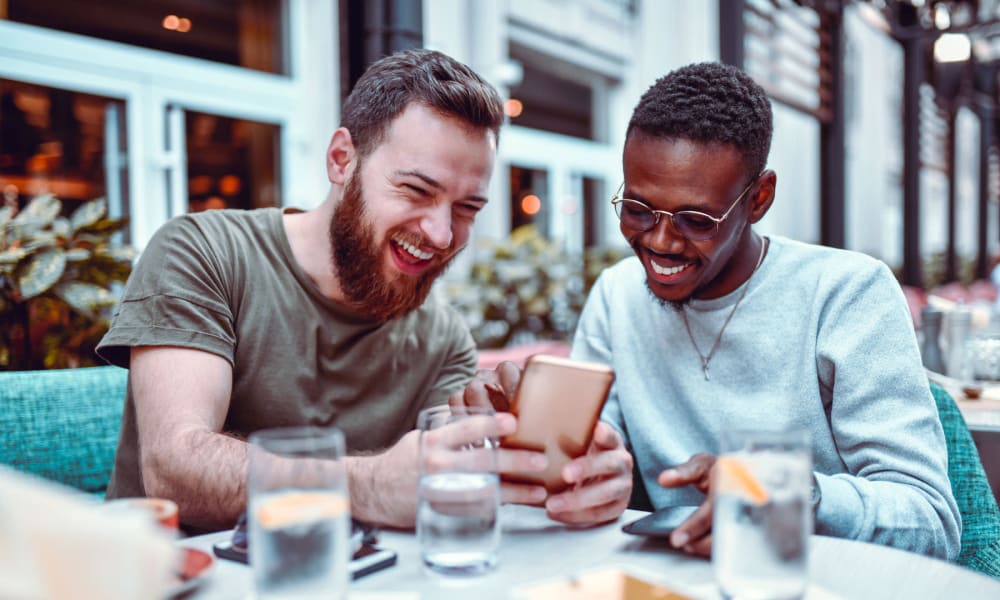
[680, 237, 768, 381]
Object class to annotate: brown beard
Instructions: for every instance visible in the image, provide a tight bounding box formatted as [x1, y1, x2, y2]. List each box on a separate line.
[329, 167, 453, 322]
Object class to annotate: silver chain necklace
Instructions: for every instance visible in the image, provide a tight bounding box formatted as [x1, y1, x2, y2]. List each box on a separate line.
[680, 237, 768, 381]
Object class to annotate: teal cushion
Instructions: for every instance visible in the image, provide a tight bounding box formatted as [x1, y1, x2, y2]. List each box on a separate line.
[930, 382, 1000, 579]
[0, 366, 127, 494]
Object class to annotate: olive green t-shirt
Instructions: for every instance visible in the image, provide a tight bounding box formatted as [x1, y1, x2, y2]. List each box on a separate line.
[97, 208, 477, 499]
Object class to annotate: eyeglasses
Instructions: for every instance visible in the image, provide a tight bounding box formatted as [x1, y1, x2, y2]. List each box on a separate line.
[611, 173, 762, 241]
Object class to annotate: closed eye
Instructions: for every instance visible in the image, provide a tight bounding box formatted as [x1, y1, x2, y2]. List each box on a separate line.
[455, 202, 483, 218]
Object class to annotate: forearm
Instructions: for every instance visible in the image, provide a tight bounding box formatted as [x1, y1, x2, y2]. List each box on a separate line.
[142, 428, 247, 531]
[345, 430, 420, 529]
[814, 472, 960, 560]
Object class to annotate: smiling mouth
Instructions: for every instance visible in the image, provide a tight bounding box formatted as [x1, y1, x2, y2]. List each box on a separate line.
[651, 261, 692, 276]
[391, 234, 434, 262]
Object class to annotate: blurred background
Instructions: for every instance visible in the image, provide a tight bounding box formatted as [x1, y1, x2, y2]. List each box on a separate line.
[3, 0, 1000, 355]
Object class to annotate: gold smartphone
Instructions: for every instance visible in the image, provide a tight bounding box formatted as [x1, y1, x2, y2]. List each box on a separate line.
[502, 354, 615, 493]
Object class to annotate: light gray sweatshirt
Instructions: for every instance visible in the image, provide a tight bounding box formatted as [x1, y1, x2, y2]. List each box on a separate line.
[573, 235, 961, 560]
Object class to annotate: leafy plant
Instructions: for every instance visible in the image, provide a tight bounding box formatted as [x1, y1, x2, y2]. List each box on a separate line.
[444, 225, 628, 349]
[0, 195, 134, 370]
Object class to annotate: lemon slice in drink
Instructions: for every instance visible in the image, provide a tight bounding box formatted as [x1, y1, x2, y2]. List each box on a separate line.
[715, 456, 770, 506]
[256, 491, 349, 530]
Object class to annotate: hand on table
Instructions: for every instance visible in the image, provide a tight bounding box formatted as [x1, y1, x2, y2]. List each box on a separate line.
[657, 453, 718, 557]
[450, 361, 633, 525]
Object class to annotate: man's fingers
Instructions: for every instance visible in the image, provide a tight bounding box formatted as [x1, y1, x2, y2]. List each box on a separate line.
[497, 447, 547, 476]
[546, 496, 628, 526]
[428, 413, 515, 449]
[590, 421, 623, 451]
[658, 453, 716, 488]
[500, 480, 547, 506]
[495, 361, 521, 398]
[563, 447, 631, 485]
[682, 533, 713, 557]
[546, 473, 631, 518]
[669, 498, 714, 552]
[450, 378, 496, 410]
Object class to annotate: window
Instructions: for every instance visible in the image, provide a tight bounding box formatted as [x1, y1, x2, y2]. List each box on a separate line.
[510, 165, 549, 234]
[0, 79, 128, 221]
[5, 0, 287, 74]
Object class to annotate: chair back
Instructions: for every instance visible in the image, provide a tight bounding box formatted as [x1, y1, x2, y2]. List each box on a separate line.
[0, 366, 127, 494]
[930, 382, 1000, 579]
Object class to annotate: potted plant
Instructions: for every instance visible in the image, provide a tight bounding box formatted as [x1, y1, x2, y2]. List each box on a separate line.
[0, 194, 134, 370]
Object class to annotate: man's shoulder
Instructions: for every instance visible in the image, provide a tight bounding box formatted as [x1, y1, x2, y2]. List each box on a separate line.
[770, 236, 886, 278]
[151, 208, 281, 256]
[163, 207, 279, 237]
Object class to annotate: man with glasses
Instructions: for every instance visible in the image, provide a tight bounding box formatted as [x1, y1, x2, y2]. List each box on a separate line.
[461, 62, 959, 559]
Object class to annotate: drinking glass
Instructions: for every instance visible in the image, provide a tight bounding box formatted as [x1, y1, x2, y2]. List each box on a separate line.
[712, 429, 812, 600]
[248, 427, 350, 600]
[417, 404, 501, 576]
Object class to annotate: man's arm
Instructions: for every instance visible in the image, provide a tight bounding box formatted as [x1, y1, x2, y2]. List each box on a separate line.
[131, 346, 244, 530]
[133, 346, 524, 531]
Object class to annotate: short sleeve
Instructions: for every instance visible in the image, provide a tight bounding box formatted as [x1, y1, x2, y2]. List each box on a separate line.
[97, 215, 237, 368]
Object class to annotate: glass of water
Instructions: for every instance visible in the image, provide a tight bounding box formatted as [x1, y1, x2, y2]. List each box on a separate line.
[417, 404, 501, 576]
[712, 429, 812, 600]
[248, 426, 350, 600]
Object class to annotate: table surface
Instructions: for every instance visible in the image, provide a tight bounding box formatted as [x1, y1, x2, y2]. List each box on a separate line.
[180, 505, 1000, 600]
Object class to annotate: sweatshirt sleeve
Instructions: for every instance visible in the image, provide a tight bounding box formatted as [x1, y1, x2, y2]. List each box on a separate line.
[814, 260, 961, 560]
[570, 271, 628, 449]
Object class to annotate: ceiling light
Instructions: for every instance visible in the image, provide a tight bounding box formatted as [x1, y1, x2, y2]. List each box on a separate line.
[934, 33, 972, 62]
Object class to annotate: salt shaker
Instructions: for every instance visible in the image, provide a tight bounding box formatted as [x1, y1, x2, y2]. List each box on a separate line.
[946, 307, 973, 380]
[920, 306, 946, 374]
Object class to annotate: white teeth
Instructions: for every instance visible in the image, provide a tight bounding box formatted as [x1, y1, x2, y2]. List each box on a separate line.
[651, 261, 690, 276]
[393, 235, 433, 260]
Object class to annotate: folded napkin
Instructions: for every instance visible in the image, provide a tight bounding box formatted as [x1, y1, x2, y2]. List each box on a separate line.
[0, 465, 175, 599]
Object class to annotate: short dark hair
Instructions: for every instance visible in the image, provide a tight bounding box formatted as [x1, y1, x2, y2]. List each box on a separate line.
[340, 49, 504, 158]
[626, 62, 773, 178]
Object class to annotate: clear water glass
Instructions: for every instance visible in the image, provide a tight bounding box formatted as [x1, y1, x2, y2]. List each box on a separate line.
[248, 427, 350, 600]
[417, 404, 501, 576]
[713, 429, 812, 600]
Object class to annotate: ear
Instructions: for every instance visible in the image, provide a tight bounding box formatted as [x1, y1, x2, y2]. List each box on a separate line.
[326, 127, 356, 185]
[747, 170, 776, 224]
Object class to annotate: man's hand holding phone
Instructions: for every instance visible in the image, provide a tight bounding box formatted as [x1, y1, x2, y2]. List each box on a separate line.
[451, 358, 633, 526]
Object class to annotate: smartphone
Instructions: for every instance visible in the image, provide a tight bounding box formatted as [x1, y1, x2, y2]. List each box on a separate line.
[212, 539, 397, 580]
[211, 514, 396, 580]
[621, 505, 699, 538]
[502, 354, 615, 493]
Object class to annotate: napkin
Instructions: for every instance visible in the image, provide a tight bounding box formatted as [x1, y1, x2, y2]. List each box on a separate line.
[0, 465, 175, 599]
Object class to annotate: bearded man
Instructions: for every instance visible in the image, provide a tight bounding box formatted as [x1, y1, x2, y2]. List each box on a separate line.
[97, 49, 631, 532]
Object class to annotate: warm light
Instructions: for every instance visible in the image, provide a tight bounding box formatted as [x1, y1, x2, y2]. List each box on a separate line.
[163, 15, 191, 33]
[189, 175, 213, 195]
[504, 98, 523, 118]
[520, 194, 541, 216]
[934, 33, 972, 63]
[219, 174, 242, 196]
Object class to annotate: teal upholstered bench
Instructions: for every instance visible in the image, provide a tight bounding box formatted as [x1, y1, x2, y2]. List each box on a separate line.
[930, 383, 1000, 579]
[0, 365, 127, 495]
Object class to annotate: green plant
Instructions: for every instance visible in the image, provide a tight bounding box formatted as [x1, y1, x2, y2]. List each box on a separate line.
[0, 195, 134, 370]
[444, 225, 628, 349]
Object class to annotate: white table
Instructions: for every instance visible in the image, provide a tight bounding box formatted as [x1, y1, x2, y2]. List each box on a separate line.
[180, 505, 1000, 599]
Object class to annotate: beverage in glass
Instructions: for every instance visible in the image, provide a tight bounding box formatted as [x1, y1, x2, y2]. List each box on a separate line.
[417, 405, 501, 576]
[713, 429, 811, 600]
[248, 427, 349, 600]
